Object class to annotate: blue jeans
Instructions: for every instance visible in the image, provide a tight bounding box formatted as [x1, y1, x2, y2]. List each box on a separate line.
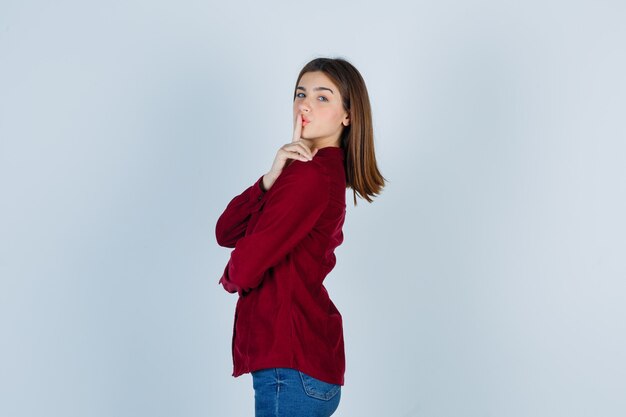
[252, 367, 341, 417]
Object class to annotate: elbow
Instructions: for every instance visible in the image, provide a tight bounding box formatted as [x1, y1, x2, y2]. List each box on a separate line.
[215, 224, 236, 248]
[216, 233, 236, 248]
[215, 219, 246, 248]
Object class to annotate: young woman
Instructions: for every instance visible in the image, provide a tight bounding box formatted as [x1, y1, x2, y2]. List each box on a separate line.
[215, 57, 385, 417]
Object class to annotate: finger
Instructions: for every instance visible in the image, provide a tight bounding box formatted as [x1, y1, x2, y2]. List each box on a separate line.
[280, 144, 312, 162]
[287, 142, 313, 160]
[292, 112, 302, 143]
[284, 150, 310, 162]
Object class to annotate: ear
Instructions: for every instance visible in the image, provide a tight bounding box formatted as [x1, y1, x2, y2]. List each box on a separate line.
[342, 112, 350, 126]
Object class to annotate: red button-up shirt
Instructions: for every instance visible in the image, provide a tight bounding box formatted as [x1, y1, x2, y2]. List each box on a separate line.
[216, 146, 346, 385]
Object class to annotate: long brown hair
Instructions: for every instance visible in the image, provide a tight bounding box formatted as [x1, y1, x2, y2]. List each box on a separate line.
[293, 57, 386, 206]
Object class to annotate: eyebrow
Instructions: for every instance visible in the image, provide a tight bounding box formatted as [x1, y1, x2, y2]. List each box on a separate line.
[296, 86, 335, 94]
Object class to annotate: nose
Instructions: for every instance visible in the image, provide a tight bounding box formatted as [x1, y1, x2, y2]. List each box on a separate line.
[298, 100, 311, 113]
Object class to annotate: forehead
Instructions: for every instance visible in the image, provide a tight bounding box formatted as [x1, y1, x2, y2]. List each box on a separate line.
[298, 71, 339, 90]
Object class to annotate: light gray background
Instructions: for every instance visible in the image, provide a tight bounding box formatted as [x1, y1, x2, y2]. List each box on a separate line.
[1, 1, 624, 416]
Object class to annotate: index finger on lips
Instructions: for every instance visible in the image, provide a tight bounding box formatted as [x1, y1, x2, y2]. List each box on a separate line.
[292, 112, 302, 143]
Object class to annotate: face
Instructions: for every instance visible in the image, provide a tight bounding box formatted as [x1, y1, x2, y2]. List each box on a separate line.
[293, 71, 350, 146]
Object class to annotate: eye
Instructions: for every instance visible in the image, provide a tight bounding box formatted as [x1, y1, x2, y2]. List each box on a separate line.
[318, 96, 329, 102]
[296, 92, 305, 98]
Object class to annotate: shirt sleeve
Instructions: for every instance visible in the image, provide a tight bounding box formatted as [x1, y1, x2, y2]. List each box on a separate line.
[215, 175, 267, 248]
[218, 163, 329, 295]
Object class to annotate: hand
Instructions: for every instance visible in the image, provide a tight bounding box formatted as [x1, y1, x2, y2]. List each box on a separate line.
[262, 113, 318, 191]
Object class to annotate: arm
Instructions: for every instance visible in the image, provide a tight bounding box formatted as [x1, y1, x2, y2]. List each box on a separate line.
[215, 175, 267, 248]
[218, 164, 328, 295]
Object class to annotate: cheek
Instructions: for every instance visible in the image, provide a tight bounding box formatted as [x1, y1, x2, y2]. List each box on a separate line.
[323, 107, 345, 123]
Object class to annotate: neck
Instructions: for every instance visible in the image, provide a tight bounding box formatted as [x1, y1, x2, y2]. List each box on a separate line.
[303, 138, 341, 152]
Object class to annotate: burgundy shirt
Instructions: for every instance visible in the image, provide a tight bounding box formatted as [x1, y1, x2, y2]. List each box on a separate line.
[215, 146, 347, 385]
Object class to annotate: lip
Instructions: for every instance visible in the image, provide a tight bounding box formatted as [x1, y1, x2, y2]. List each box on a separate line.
[301, 116, 310, 126]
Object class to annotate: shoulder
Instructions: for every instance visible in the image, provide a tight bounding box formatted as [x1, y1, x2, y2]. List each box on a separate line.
[284, 158, 329, 183]
[267, 160, 329, 202]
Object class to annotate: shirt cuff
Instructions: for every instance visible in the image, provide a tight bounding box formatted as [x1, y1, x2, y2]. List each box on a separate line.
[251, 175, 267, 202]
[218, 274, 239, 294]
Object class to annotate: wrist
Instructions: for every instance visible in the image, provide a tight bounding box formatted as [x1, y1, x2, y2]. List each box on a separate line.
[262, 173, 276, 192]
